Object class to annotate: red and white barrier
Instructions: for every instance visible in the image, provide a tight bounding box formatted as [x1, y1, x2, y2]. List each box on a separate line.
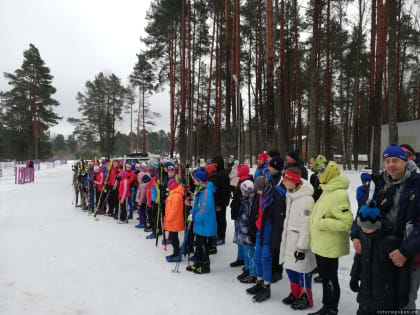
[14, 167, 35, 184]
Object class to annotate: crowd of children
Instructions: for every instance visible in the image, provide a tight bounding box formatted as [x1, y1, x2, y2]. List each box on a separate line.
[72, 143, 420, 314]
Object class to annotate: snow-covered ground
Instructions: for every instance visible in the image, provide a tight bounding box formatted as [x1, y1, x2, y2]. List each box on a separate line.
[0, 163, 386, 315]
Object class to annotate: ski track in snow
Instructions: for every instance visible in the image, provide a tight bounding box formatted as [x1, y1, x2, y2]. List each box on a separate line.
[0, 163, 407, 315]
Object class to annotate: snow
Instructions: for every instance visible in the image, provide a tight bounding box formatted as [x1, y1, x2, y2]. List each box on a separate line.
[0, 164, 408, 314]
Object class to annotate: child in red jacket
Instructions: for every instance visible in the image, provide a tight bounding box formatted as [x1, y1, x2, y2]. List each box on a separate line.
[118, 171, 130, 224]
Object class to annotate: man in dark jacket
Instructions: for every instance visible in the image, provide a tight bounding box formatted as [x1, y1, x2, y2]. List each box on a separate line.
[351, 144, 420, 310]
[285, 150, 308, 180]
[211, 156, 231, 246]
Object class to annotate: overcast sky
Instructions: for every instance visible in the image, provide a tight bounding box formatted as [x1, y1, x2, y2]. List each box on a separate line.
[0, 0, 170, 137]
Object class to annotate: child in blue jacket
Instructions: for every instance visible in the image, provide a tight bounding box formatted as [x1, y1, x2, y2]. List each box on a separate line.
[187, 169, 217, 274]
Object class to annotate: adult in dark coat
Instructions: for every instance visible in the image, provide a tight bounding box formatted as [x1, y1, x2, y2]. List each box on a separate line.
[210, 156, 231, 245]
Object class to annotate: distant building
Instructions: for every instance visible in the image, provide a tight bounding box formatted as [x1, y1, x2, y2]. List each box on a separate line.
[379, 120, 420, 168]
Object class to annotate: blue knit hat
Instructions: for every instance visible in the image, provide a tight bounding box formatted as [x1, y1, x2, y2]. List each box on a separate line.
[360, 173, 372, 184]
[357, 201, 382, 230]
[383, 143, 408, 161]
[193, 169, 207, 183]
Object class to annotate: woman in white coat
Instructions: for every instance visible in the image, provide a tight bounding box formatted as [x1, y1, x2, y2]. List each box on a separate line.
[279, 167, 316, 310]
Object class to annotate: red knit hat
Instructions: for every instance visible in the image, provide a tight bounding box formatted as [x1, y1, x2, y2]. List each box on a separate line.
[205, 163, 218, 176]
[257, 152, 268, 162]
[283, 169, 301, 184]
[237, 164, 250, 180]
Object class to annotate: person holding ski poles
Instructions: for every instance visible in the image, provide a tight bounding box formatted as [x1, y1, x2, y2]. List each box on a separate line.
[117, 170, 130, 224]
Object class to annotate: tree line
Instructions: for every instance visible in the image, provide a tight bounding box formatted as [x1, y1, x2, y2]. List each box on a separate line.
[141, 0, 420, 173]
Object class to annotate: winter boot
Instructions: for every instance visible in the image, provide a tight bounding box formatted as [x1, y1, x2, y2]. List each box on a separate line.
[246, 279, 264, 295]
[208, 246, 217, 255]
[127, 213, 133, 220]
[291, 292, 311, 310]
[282, 292, 297, 305]
[135, 223, 145, 229]
[237, 270, 250, 281]
[146, 232, 156, 239]
[186, 264, 199, 272]
[166, 253, 181, 263]
[252, 283, 271, 302]
[240, 275, 257, 284]
[193, 263, 210, 274]
[271, 270, 282, 283]
[230, 260, 244, 267]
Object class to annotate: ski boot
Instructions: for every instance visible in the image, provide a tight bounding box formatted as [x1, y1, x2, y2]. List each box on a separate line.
[246, 279, 264, 295]
[252, 283, 270, 303]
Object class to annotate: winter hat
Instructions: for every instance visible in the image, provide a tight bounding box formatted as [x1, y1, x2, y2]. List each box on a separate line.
[142, 174, 151, 183]
[269, 156, 284, 172]
[283, 169, 301, 184]
[168, 178, 179, 191]
[383, 143, 407, 161]
[240, 180, 254, 194]
[286, 150, 299, 162]
[320, 161, 341, 184]
[135, 163, 141, 169]
[167, 164, 175, 171]
[165, 161, 175, 169]
[312, 154, 327, 172]
[205, 163, 218, 176]
[119, 171, 128, 178]
[234, 160, 240, 166]
[94, 166, 100, 172]
[237, 164, 250, 180]
[140, 163, 147, 170]
[125, 163, 132, 169]
[228, 155, 235, 163]
[193, 169, 207, 183]
[360, 173, 372, 184]
[254, 176, 266, 192]
[357, 201, 382, 230]
[257, 152, 268, 162]
[400, 144, 416, 159]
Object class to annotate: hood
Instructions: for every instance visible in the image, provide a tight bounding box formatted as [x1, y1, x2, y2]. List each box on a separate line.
[320, 174, 349, 192]
[206, 181, 217, 194]
[288, 179, 314, 200]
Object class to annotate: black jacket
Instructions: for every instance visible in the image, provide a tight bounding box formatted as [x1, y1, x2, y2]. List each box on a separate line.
[211, 156, 231, 208]
[350, 225, 410, 311]
[230, 176, 252, 220]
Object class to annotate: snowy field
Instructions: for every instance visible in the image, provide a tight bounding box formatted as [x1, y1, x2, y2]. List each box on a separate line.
[0, 163, 398, 315]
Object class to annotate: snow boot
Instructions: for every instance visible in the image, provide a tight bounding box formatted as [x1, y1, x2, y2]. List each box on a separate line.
[237, 270, 250, 281]
[135, 223, 145, 229]
[246, 279, 264, 295]
[314, 275, 323, 283]
[240, 275, 257, 284]
[252, 283, 270, 303]
[166, 253, 181, 263]
[146, 232, 156, 239]
[193, 263, 210, 274]
[127, 213, 133, 220]
[230, 260, 244, 267]
[291, 292, 311, 310]
[186, 264, 198, 272]
[282, 292, 297, 305]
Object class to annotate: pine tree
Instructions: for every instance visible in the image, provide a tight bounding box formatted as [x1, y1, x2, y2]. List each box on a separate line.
[2, 44, 61, 159]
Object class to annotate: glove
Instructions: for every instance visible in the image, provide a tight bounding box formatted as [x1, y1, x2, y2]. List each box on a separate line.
[349, 277, 360, 292]
[187, 213, 192, 222]
[294, 249, 305, 261]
